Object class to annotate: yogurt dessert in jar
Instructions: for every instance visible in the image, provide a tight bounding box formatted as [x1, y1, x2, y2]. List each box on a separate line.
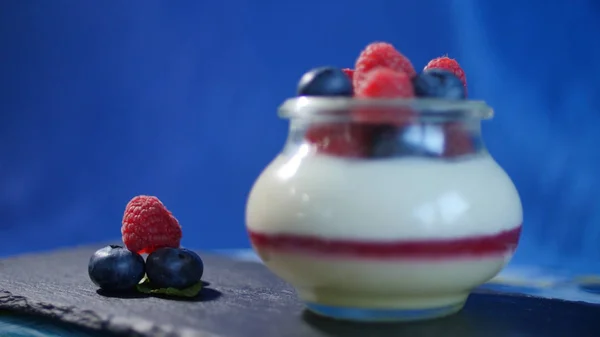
[245, 42, 523, 322]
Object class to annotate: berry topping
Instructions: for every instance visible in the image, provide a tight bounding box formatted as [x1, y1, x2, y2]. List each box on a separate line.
[355, 68, 414, 99]
[88, 245, 145, 292]
[424, 56, 467, 95]
[146, 247, 204, 290]
[297, 67, 353, 97]
[305, 123, 374, 158]
[354, 42, 416, 89]
[412, 69, 466, 99]
[342, 68, 354, 83]
[443, 122, 475, 157]
[353, 68, 415, 125]
[121, 195, 182, 254]
[288, 42, 477, 160]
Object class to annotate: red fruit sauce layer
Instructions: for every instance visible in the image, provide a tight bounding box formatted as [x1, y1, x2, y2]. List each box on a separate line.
[248, 225, 522, 260]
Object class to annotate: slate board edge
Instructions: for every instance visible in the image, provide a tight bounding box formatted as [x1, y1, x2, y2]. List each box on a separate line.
[0, 243, 236, 337]
[2, 244, 599, 337]
[0, 288, 221, 337]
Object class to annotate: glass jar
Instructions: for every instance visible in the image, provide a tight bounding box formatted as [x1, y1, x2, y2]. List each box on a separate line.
[245, 97, 523, 322]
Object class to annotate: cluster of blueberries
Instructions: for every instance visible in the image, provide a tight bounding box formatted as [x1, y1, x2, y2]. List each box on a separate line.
[88, 245, 204, 292]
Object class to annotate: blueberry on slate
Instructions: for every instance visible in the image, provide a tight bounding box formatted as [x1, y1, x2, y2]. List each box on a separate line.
[412, 69, 466, 99]
[297, 67, 354, 97]
[146, 247, 204, 290]
[88, 245, 145, 291]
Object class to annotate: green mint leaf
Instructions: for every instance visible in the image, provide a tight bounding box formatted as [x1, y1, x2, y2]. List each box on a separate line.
[136, 275, 203, 298]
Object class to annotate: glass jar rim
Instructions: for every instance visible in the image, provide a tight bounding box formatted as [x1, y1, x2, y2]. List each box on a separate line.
[278, 97, 494, 121]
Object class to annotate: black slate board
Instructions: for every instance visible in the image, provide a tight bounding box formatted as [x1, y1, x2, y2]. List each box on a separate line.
[1, 244, 600, 337]
[0, 310, 107, 336]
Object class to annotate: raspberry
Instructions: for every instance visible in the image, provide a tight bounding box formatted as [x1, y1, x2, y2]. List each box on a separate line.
[424, 56, 467, 96]
[443, 122, 474, 157]
[353, 68, 415, 125]
[121, 195, 182, 254]
[342, 68, 354, 83]
[305, 123, 374, 158]
[354, 42, 416, 89]
[356, 68, 414, 98]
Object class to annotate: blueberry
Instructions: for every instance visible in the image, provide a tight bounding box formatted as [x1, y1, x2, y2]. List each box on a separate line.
[297, 67, 353, 97]
[412, 69, 466, 99]
[370, 125, 448, 158]
[370, 126, 403, 158]
[146, 248, 204, 289]
[88, 245, 145, 291]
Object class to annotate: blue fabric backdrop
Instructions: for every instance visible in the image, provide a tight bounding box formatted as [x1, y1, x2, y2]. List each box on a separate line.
[1, 0, 599, 272]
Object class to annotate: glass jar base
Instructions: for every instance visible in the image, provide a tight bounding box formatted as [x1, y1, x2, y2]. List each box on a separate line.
[305, 301, 465, 322]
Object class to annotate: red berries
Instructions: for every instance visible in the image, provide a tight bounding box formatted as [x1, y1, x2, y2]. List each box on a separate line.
[354, 68, 415, 125]
[355, 67, 414, 99]
[353, 42, 416, 89]
[300, 41, 473, 159]
[121, 195, 182, 254]
[305, 123, 375, 158]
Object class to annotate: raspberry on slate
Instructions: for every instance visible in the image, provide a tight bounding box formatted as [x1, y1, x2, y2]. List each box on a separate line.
[121, 195, 182, 254]
[424, 56, 468, 96]
[305, 123, 375, 158]
[354, 42, 416, 90]
[353, 68, 415, 125]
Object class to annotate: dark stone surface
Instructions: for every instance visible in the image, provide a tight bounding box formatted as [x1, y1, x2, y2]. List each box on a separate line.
[0, 310, 107, 337]
[0, 245, 599, 337]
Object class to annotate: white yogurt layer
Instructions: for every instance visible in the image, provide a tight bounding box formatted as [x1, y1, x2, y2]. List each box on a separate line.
[246, 146, 523, 240]
[258, 250, 509, 309]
